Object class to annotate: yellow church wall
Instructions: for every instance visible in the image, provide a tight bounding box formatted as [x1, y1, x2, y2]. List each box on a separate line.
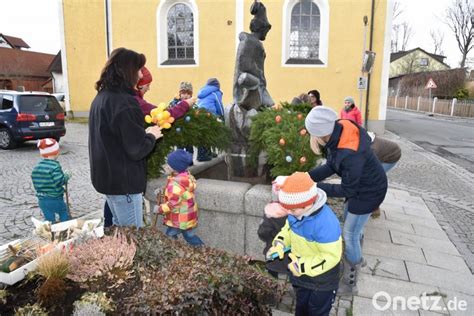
[62, 0, 107, 113]
[62, 0, 389, 123]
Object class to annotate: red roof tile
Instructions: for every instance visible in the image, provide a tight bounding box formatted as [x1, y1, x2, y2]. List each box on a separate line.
[0, 47, 55, 77]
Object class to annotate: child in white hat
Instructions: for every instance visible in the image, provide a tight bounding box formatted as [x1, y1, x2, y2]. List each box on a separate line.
[31, 138, 71, 223]
[266, 172, 342, 315]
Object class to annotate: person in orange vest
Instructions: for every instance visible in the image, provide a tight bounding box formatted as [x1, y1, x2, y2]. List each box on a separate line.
[305, 106, 387, 296]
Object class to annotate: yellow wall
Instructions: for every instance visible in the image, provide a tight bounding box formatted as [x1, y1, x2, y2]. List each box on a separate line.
[62, 0, 107, 113]
[63, 0, 388, 121]
[390, 50, 450, 78]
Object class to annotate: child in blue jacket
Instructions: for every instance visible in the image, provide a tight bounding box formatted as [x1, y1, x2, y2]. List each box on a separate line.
[266, 172, 342, 316]
[196, 78, 224, 161]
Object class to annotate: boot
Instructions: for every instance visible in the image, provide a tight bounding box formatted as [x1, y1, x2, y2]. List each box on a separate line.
[337, 257, 362, 296]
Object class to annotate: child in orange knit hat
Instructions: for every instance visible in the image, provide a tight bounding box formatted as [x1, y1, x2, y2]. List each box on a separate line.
[266, 172, 342, 316]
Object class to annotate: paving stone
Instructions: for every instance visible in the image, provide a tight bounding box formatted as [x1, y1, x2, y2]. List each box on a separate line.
[423, 249, 471, 274]
[390, 230, 460, 256]
[405, 261, 474, 296]
[403, 205, 437, 220]
[366, 218, 416, 234]
[364, 226, 392, 243]
[361, 254, 409, 281]
[384, 210, 442, 230]
[352, 295, 419, 315]
[364, 239, 426, 264]
[412, 224, 450, 241]
[439, 289, 474, 316]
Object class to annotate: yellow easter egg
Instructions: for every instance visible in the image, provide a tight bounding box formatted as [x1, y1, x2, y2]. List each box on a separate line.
[163, 122, 172, 129]
[162, 111, 170, 119]
[150, 108, 159, 117]
[144, 115, 152, 124]
[156, 113, 164, 121]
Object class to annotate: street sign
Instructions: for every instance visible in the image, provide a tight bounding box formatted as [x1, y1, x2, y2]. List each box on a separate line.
[358, 76, 367, 90]
[425, 78, 437, 89]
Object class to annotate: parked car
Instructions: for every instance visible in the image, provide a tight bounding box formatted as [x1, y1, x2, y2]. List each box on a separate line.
[52, 93, 66, 112]
[0, 90, 66, 149]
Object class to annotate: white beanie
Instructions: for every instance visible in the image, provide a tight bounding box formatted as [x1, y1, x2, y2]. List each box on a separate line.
[305, 106, 338, 137]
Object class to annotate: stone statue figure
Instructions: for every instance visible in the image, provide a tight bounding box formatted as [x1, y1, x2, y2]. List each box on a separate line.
[227, 0, 273, 178]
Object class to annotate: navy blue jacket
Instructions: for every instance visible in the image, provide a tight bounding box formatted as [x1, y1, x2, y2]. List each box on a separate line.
[309, 120, 387, 215]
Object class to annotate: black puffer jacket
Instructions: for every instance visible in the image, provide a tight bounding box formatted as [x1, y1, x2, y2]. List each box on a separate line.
[89, 89, 156, 195]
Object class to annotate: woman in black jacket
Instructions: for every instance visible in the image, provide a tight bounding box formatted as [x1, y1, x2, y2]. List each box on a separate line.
[89, 48, 162, 228]
[305, 106, 387, 296]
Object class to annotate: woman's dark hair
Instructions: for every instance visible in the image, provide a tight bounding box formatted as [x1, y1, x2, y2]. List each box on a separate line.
[308, 89, 322, 105]
[95, 48, 146, 92]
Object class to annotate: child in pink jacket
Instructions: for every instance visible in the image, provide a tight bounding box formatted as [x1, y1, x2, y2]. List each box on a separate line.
[340, 96, 362, 126]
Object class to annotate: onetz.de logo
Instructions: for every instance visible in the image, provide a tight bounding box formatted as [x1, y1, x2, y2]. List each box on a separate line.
[372, 291, 468, 312]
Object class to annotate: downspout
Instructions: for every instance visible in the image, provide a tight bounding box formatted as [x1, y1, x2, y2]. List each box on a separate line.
[364, 0, 375, 129]
[105, 0, 111, 57]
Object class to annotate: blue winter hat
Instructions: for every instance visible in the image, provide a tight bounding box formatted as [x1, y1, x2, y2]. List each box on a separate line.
[167, 149, 193, 173]
[206, 77, 220, 89]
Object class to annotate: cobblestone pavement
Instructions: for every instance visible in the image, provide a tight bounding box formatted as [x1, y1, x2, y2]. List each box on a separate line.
[0, 122, 103, 244]
[383, 131, 474, 273]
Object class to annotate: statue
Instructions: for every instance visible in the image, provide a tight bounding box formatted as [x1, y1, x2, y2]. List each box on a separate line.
[227, 0, 273, 178]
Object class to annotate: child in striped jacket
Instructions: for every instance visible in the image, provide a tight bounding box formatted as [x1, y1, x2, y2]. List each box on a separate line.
[31, 138, 71, 223]
[158, 149, 204, 246]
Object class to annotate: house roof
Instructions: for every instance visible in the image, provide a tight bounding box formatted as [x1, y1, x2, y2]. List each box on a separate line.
[0, 47, 55, 78]
[0, 34, 30, 49]
[47, 51, 62, 73]
[390, 47, 448, 66]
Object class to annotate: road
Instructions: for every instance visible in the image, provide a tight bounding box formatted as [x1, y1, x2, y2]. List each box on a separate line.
[386, 108, 474, 173]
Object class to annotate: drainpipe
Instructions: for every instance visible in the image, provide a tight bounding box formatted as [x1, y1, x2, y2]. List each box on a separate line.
[105, 0, 111, 57]
[364, 0, 375, 130]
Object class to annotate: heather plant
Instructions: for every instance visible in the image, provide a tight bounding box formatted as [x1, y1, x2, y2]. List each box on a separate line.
[14, 303, 48, 316]
[75, 292, 114, 313]
[72, 302, 105, 316]
[118, 227, 283, 315]
[67, 232, 136, 283]
[0, 289, 8, 304]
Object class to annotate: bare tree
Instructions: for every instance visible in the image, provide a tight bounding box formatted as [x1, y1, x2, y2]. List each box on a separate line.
[400, 22, 413, 51]
[445, 0, 473, 68]
[391, 1, 413, 52]
[430, 30, 445, 55]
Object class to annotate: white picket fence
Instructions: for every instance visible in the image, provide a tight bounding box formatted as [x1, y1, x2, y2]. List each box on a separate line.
[388, 96, 474, 118]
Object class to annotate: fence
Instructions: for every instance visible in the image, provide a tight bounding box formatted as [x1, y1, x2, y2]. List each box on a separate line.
[388, 96, 474, 118]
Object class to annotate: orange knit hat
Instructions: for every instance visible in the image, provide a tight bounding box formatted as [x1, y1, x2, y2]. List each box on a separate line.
[278, 172, 318, 210]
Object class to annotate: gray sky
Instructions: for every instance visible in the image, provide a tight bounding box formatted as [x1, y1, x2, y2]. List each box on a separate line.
[0, 0, 471, 67]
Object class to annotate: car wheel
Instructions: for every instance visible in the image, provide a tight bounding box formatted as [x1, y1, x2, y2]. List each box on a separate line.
[0, 128, 17, 149]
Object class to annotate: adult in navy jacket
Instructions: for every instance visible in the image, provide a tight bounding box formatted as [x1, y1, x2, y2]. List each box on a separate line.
[89, 48, 162, 228]
[305, 106, 387, 296]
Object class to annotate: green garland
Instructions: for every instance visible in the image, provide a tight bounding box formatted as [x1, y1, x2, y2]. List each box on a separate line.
[147, 108, 231, 178]
[249, 104, 321, 177]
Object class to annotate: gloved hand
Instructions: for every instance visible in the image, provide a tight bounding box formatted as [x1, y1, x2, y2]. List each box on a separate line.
[266, 241, 285, 261]
[64, 170, 72, 182]
[288, 253, 302, 277]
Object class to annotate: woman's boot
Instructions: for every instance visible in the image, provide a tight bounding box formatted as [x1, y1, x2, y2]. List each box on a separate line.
[337, 257, 361, 296]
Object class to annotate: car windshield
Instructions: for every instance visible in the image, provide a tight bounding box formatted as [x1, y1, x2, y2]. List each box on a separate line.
[18, 95, 63, 113]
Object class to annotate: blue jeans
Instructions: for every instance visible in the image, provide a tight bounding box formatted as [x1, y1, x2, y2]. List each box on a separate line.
[106, 194, 143, 227]
[38, 196, 70, 223]
[294, 286, 337, 316]
[382, 162, 397, 173]
[343, 203, 371, 265]
[165, 227, 204, 246]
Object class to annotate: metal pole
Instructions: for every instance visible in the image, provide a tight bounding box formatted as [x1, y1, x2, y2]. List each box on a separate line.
[450, 98, 457, 116]
[359, 16, 368, 117]
[417, 96, 421, 111]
